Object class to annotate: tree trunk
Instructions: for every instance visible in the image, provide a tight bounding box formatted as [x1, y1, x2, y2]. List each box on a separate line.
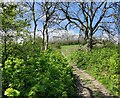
[32, 1, 37, 44]
[89, 31, 93, 51]
[33, 22, 37, 43]
[42, 29, 45, 51]
[44, 2, 49, 50]
[45, 28, 49, 50]
[85, 30, 89, 40]
[89, 37, 93, 51]
[2, 31, 7, 67]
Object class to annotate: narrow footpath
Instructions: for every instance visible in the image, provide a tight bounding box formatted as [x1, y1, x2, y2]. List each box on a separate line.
[61, 46, 113, 98]
[71, 63, 113, 98]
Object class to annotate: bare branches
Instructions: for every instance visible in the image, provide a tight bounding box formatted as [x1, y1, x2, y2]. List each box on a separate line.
[93, 2, 107, 32]
[59, 2, 113, 50]
[91, 2, 104, 21]
[60, 3, 87, 29]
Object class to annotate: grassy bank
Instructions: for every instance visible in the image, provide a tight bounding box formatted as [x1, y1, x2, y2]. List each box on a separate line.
[71, 46, 119, 96]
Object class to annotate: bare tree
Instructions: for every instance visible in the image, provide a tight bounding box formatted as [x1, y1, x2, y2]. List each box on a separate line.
[23, 0, 44, 44]
[32, 0, 37, 43]
[38, 2, 59, 50]
[24, 0, 37, 44]
[113, 2, 120, 36]
[98, 2, 120, 44]
[59, 2, 112, 50]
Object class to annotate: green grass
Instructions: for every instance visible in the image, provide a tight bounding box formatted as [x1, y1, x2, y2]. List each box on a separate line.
[60, 45, 79, 58]
[71, 47, 119, 96]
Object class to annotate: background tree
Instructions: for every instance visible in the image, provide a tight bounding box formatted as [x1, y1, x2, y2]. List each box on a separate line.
[59, 2, 113, 50]
[22, 1, 59, 51]
[38, 2, 59, 50]
[112, 2, 120, 39]
[24, 0, 41, 44]
[0, 2, 29, 66]
[99, 2, 120, 45]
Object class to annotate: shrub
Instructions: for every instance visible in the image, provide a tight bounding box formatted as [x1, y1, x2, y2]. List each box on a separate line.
[2, 49, 76, 97]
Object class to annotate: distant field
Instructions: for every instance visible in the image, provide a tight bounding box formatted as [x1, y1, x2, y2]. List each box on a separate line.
[60, 45, 79, 58]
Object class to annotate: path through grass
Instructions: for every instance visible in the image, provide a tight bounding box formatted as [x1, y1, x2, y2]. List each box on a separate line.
[60, 45, 79, 59]
[60, 44, 112, 97]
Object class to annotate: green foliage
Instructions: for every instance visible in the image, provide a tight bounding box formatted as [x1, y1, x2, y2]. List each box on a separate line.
[2, 49, 76, 97]
[0, 3, 28, 32]
[4, 88, 20, 96]
[71, 46, 119, 96]
[2, 36, 42, 65]
[50, 43, 61, 49]
[0, 3, 30, 67]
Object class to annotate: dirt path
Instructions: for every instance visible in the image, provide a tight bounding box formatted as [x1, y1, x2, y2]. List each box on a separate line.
[71, 64, 112, 98]
[61, 51, 112, 97]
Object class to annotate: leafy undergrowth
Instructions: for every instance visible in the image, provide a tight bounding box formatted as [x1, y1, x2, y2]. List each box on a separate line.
[2, 49, 77, 97]
[71, 46, 119, 96]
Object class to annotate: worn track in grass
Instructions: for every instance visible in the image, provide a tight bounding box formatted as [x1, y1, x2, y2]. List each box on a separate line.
[71, 63, 113, 98]
[60, 45, 113, 98]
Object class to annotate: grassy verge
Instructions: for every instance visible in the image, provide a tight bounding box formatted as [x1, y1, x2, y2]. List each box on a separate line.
[70, 46, 119, 96]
